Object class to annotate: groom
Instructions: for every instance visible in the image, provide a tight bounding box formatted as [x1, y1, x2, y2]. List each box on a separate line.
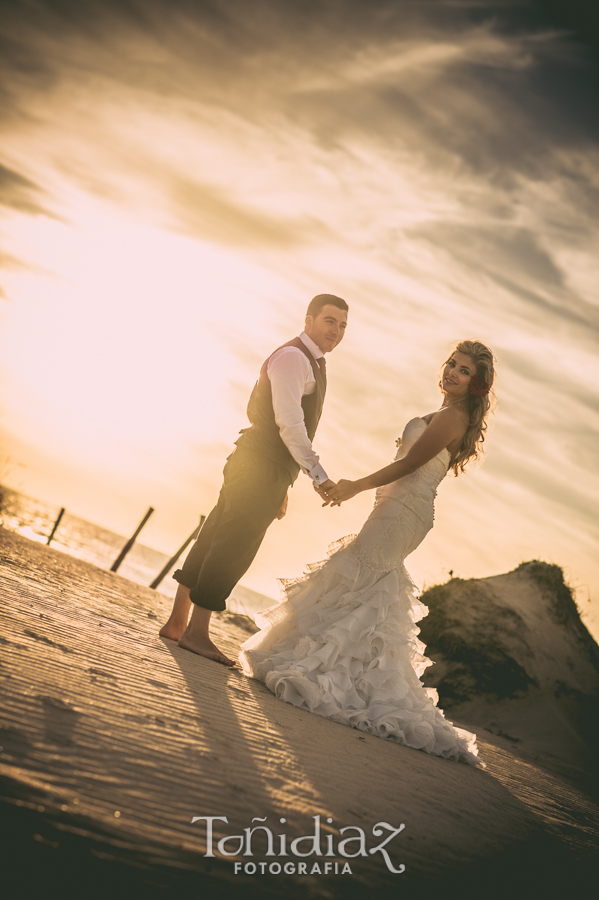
[159, 294, 349, 665]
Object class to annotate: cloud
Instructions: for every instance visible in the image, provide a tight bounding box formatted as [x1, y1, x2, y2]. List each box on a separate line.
[412, 222, 565, 286]
[0, 163, 51, 216]
[407, 220, 599, 345]
[499, 347, 599, 412]
[169, 174, 308, 248]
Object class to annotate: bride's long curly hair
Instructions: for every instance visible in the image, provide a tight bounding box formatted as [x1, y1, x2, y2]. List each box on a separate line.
[441, 340, 496, 476]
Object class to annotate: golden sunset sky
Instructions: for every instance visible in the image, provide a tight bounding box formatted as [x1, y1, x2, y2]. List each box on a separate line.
[1, 1, 598, 636]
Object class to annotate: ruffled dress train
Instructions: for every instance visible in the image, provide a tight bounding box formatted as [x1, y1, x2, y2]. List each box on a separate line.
[239, 418, 482, 767]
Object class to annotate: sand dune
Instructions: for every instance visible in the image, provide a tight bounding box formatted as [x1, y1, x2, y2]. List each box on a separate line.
[420, 561, 599, 785]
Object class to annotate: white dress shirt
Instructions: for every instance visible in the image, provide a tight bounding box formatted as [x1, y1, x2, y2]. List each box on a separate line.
[266, 332, 329, 484]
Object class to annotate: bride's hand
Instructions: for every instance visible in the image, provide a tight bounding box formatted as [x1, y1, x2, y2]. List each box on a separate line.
[327, 479, 359, 506]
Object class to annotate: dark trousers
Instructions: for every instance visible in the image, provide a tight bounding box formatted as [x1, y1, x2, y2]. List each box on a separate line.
[173, 448, 293, 611]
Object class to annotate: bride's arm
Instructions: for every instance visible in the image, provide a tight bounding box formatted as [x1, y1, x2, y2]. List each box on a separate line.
[327, 409, 465, 505]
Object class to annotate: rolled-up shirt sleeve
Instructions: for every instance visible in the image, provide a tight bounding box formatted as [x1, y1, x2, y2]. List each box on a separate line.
[267, 348, 329, 483]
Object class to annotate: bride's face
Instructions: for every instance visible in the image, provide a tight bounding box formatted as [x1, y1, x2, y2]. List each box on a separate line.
[442, 352, 475, 399]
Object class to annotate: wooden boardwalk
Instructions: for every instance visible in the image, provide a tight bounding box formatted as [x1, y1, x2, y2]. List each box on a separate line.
[1, 527, 598, 899]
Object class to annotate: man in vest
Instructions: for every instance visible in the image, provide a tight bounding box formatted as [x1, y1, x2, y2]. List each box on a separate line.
[159, 294, 349, 665]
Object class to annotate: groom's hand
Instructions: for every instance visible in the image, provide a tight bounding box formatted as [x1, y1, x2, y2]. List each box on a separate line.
[314, 479, 336, 506]
[276, 492, 289, 520]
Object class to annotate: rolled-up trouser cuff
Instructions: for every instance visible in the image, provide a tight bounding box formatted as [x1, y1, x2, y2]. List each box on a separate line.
[172, 568, 196, 589]
[189, 587, 227, 612]
[173, 567, 227, 610]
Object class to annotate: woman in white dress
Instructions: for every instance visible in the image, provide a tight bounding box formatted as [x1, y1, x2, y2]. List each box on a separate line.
[239, 340, 495, 766]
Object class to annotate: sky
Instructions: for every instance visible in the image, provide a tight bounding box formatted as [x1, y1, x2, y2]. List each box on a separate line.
[1, 0, 598, 636]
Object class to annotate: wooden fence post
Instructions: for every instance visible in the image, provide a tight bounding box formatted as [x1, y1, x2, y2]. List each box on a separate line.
[149, 515, 206, 590]
[47, 507, 65, 545]
[110, 507, 155, 573]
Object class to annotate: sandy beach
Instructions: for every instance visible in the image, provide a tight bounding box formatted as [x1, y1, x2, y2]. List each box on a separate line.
[1, 526, 598, 899]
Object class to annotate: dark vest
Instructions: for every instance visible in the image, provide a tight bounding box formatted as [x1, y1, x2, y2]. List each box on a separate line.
[235, 337, 326, 482]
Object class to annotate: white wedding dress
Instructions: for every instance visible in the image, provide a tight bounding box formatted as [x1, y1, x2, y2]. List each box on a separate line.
[239, 418, 482, 766]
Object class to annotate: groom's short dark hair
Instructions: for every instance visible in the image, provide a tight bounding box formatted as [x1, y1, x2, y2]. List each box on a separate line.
[306, 294, 349, 318]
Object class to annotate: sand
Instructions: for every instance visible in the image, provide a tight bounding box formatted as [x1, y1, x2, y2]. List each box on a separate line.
[1, 526, 598, 899]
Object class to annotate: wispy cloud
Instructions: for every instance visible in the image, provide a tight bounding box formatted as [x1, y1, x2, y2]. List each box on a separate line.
[0, 163, 53, 216]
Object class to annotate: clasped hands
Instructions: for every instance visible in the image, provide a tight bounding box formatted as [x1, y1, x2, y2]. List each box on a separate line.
[313, 478, 358, 507]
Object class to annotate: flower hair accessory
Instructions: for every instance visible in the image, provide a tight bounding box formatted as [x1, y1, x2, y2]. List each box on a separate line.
[469, 375, 491, 397]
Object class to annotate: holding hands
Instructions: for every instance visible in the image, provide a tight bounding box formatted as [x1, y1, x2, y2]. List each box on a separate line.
[313, 479, 335, 501]
[322, 479, 361, 506]
[313, 478, 361, 507]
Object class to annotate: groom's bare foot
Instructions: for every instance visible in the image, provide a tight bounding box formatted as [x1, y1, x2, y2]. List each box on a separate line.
[176, 601, 237, 666]
[159, 584, 193, 642]
[177, 633, 236, 667]
[159, 621, 186, 641]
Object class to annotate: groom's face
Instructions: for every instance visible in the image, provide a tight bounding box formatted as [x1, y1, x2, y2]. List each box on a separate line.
[305, 304, 348, 353]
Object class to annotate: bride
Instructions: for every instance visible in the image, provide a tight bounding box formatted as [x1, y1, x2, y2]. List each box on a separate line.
[239, 340, 495, 766]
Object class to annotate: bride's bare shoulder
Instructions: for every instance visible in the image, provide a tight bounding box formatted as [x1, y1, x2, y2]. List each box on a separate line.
[421, 406, 459, 421]
[423, 406, 469, 432]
